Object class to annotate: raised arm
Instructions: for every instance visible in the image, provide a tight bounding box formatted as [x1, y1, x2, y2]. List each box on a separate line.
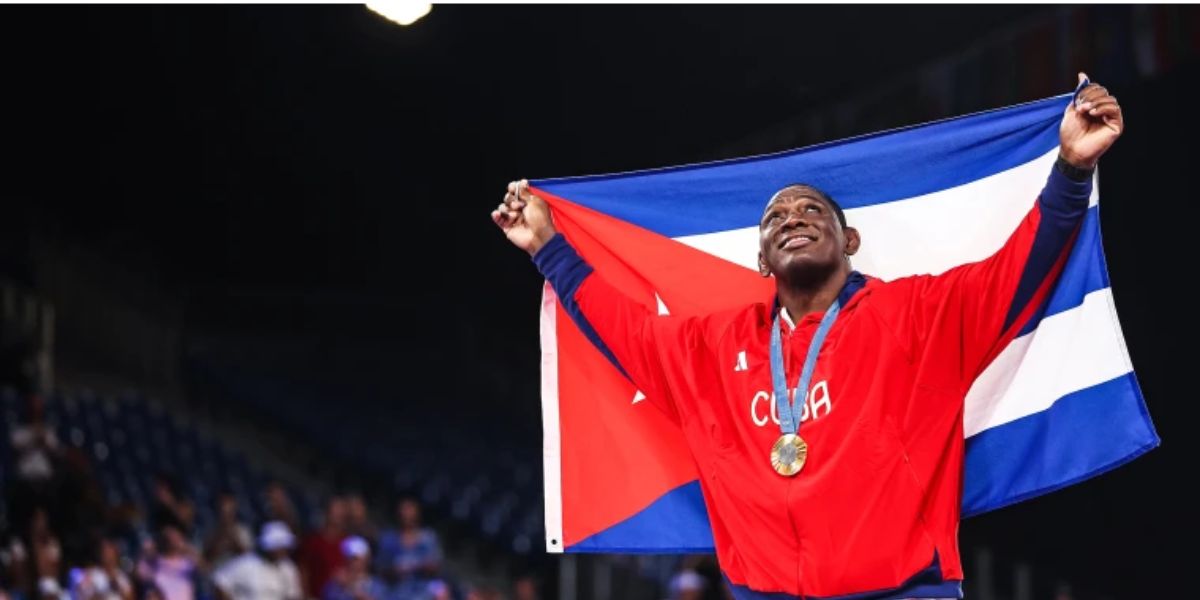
[493, 181, 689, 418]
[893, 73, 1125, 387]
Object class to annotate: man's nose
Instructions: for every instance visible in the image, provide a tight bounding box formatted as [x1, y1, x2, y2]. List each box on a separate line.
[781, 211, 809, 229]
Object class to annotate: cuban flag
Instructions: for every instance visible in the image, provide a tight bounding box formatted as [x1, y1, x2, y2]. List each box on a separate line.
[531, 90, 1160, 554]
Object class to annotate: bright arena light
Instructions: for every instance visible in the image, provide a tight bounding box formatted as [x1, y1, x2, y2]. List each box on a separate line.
[365, 2, 432, 27]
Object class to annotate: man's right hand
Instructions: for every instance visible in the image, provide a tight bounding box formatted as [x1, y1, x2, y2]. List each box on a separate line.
[492, 179, 558, 256]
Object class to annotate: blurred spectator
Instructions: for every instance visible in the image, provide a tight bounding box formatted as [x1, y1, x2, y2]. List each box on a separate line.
[36, 576, 66, 600]
[376, 499, 440, 585]
[136, 527, 197, 600]
[321, 537, 382, 600]
[342, 495, 376, 551]
[56, 446, 108, 569]
[212, 522, 301, 600]
[667, 566, 706, 600]
[462, 587, 499, 600]
[69, 538, 134, 600]
[149, 476, 194, 537]
[143, 585, 167, 600]
[1, 528, 32, 594]
[417, 579, 451, 600]
[106, 503, 147, 560]
[8, 395, 63, 528]
[263, 483, 299, 535]
[511, 575, 538, 600]
[28, 508, 62, 595]
[10, 395, 59, 484]
[203, 492, 252, 569]
[298, 497, 346, 599]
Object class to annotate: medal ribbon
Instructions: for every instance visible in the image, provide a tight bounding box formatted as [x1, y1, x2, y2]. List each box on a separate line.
[769, 299, 841, 436]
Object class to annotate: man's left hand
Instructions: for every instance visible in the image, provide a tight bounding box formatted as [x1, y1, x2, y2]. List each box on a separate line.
[1060, 72, 1124, 169]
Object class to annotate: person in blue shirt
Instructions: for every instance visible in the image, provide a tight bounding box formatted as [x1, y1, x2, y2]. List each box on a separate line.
[375, 499, 441, 587]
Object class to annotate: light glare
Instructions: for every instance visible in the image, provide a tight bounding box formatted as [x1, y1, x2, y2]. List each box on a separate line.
[366, 2, 432, 27]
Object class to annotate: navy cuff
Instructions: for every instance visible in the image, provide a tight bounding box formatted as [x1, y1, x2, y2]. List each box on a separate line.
[532, 233, 571, 273]
[532, 233, 594, 299]
[1040, 162, 1093, 219]
[1054, 154, 1095, 182]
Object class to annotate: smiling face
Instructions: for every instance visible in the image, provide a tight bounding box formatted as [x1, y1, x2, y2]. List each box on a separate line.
[757, 185, 859, 285]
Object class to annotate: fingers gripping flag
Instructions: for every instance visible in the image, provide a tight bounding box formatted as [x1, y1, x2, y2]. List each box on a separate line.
[532, 92, 1159, 554]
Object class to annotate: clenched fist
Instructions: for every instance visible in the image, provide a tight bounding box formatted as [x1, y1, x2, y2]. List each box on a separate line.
[492, 180, 559, 256]
[1060, 72, 1124, 169]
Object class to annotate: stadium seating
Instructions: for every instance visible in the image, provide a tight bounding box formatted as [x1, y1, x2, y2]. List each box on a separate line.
[1, 383, 542, 559]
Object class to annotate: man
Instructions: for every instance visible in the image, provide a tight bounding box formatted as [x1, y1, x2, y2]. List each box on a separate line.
[263, 481, 300, 536]
[212, 521, 302, 600]
[491, 74, 1122, 599]
[321, 537, 384, 600]
[299, 496, 347, 598]
[135, 526, 197, 600]
[375, 498, 442, 585]
[203, 491, 253, 569]
[69, 538, 134, 600]
[343, 494, 378, 552]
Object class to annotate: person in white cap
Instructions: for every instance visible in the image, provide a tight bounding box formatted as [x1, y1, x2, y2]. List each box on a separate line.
[212, 521, 302, 600]
[321, 536, 385, 600]
[667, 569, 705, 600]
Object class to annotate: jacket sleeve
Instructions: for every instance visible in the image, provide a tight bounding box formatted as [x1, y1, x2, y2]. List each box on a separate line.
[892, 162, 1093, 390]
[533, 233, 695, 420]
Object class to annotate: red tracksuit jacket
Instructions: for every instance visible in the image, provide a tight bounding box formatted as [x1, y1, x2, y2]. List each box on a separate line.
[533, 164, 1091, 599]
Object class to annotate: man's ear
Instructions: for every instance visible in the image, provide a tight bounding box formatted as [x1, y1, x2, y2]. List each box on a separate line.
[844, 227, 861, 257]
[757, 251, 771, 277]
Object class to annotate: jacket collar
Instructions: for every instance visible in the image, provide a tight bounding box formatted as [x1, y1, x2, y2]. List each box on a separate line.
[771, 270, 869, 329]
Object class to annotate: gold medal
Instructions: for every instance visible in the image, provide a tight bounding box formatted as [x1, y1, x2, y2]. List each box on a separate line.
[770, 433, 808, 476]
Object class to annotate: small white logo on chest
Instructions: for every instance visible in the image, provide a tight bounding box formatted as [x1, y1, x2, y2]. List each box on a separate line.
[733, 350, 748, 372]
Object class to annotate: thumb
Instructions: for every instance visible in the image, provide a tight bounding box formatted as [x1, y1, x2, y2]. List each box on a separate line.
[1077, 71, 1088, 86]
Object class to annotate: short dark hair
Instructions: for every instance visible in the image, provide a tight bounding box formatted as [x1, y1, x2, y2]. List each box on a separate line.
[766, 184, 847, 229]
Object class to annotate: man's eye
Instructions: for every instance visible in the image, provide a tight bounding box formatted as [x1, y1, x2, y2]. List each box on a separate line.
[805, 205, 820, 213]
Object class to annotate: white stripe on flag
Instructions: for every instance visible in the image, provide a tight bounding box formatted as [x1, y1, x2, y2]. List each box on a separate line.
[846, 149, 1057, 280]
[539, 282, 565, 553]
[674, 149, 1083, 280]
[964, 287, 1134, 437]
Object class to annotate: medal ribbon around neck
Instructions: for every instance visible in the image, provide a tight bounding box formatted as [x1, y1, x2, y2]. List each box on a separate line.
[768, 299, 841, 475]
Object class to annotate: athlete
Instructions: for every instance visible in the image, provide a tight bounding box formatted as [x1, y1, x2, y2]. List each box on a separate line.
[491, 74, 1123, 599]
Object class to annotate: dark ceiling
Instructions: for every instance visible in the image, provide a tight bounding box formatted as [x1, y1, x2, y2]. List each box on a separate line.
[4, 5, 1051, 294]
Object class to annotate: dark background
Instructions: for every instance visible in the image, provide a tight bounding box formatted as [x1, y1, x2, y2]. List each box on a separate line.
[2, 5, 1196, 598]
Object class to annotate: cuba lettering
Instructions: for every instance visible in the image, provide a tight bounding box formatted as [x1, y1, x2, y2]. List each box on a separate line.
[749, 380, 832, 427]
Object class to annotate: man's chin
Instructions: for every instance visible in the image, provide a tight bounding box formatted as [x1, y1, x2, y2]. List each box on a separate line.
[775, 258, 838, 287]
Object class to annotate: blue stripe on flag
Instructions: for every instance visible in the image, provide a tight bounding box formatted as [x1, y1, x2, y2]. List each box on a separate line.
[566, 480, 715, 553]
[963, 371, 1159, 517]
[534, 95, 1069, 238]
[1016, 205, 1109, 337]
